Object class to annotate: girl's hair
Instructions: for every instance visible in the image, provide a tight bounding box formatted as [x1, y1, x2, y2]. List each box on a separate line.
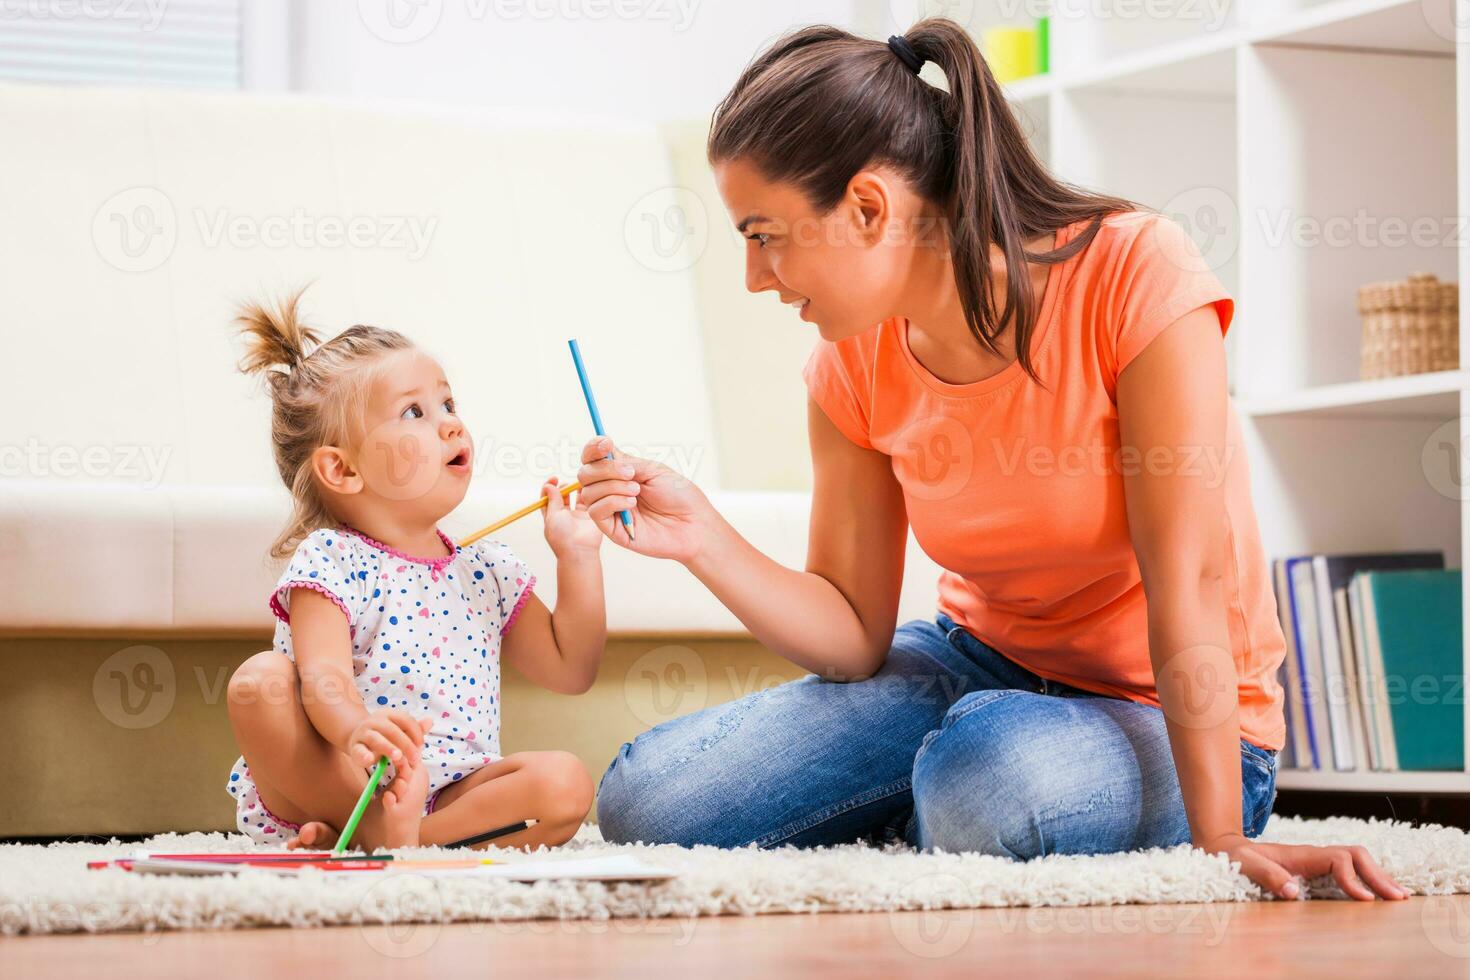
[236, 289, 415, 558]
[707, 18, 1140, 382]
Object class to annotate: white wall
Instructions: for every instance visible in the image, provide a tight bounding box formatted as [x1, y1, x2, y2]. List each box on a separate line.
[286, 0, 889, 123]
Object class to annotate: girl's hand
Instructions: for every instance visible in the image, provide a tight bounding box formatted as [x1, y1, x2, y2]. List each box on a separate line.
[541, 476, 602, 558]
[1207, 835, 1409, 901]
[576, 437, 715, 563]
[345, 709, 431, 772]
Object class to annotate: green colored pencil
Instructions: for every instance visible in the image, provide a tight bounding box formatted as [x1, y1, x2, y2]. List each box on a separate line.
[333, 756, 388, 856]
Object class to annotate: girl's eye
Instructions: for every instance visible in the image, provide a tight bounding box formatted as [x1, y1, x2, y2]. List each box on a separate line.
[443, 399, 456, 414]
[401, 403, 423, 420]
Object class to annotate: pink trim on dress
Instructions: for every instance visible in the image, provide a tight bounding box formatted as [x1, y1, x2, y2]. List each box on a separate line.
[338, 525, 458, 572]
[502, 575, 537, 636]
[270, 581, 352, 625]
[243, 764, 303, 832]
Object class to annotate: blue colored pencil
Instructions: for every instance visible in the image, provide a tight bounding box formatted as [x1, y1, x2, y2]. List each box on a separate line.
[567, 339, 635, 542]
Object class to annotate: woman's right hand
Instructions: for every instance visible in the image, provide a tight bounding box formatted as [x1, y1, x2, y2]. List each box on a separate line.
[577, 437, 714, 563]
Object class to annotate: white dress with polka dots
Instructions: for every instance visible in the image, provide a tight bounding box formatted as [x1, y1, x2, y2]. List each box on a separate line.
[226, 525, 534, 843]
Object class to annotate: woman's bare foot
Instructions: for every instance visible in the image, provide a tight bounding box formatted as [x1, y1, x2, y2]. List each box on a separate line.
[352, 759, 430, 851]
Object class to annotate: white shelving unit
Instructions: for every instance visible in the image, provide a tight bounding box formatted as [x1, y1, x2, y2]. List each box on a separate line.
[997, 0, 1469, 795]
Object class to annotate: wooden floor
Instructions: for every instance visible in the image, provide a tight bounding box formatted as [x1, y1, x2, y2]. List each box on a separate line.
[5, 896, 1470, 978]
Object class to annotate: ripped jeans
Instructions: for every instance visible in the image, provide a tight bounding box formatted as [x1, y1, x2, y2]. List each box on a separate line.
[596, 613, 1278, 856]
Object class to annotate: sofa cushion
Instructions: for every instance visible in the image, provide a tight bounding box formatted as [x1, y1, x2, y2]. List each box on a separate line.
[0, 482, 941, 636]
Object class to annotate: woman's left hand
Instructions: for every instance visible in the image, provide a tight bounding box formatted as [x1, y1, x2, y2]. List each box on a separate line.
[1205, 834, 1409, 901]
[540, 476, 602, 558]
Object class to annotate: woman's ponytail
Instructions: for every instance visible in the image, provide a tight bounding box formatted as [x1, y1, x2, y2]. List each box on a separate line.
[906, 19, 1032, 373]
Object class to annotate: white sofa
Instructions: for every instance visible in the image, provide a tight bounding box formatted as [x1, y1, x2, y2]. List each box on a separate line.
[0, 82, 942, 639]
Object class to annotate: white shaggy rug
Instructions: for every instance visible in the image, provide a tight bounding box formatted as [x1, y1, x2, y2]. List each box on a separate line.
[3, 816, 1469, 936]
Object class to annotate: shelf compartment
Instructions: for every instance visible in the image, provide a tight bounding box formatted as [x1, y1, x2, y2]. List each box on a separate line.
[1059, 33, 1236, 97]
[1242, 370, 1468, 419]
[1235, 41, 1457, 395]
[1003, 73, 1055, 104]
[1248, 0, 1456, 56]
[1276, 768, 1470, 793]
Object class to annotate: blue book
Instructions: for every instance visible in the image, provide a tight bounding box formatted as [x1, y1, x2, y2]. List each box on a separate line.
[1285, 557, 1325, 769]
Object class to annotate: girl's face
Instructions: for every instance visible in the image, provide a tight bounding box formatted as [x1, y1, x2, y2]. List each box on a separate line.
[713, 158, 922, 343]
[345, 349, 474, 524]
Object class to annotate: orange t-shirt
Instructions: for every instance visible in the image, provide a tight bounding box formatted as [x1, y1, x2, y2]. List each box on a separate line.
[802, 209, 1286, 750]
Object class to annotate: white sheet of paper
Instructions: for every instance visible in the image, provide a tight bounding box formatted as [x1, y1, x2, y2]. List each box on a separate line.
[403, 855, 677, 881]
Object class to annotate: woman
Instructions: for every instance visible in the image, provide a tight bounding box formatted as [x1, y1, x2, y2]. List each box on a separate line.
[577, 19, 1404, 901]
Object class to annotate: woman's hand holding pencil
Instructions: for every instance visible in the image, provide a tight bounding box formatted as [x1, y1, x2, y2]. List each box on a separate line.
[576, 437, 711, 563]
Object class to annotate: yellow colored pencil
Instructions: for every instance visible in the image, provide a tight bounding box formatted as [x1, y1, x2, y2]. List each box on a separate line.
[458, 481, 580, 548]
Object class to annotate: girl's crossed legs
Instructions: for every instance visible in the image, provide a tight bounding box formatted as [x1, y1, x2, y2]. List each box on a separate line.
[595, 614, 1277, 855]
[226, 651, 594, 851]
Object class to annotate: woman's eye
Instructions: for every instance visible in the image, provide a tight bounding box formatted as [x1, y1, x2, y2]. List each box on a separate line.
[401, 403, 423, 420]
[747, 233, 770, 249]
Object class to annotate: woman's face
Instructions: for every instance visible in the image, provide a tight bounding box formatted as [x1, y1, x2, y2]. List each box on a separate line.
[713, 158, 918, 343]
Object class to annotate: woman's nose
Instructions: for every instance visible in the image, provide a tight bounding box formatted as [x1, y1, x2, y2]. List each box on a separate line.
[745, 245, 778, 295]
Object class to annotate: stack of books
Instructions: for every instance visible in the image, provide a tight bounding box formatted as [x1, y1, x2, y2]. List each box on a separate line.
[1271, 552, 1462, 772]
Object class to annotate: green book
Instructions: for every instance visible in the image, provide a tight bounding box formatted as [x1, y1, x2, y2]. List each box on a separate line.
[1362, 569, 1463, 771]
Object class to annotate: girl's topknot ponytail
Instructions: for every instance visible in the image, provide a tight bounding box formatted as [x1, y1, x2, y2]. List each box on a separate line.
[232, 287, 416, 558]
[235, 288, 321, 383]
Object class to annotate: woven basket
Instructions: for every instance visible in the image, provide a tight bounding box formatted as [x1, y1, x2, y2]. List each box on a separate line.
[1358, 272, 1459, 379]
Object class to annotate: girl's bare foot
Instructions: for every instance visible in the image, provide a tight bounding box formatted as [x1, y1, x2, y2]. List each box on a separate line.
[353, 759, 430, 851]
[286, 821, 339, 850]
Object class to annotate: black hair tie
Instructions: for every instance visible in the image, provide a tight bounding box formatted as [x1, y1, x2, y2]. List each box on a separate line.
[888, 35, 923, 75]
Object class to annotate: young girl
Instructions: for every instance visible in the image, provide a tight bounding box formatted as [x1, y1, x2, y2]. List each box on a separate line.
[224, 291, 607, 852]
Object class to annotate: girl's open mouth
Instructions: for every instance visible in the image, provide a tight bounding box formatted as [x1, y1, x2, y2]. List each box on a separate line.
[446, 449, 471, 472]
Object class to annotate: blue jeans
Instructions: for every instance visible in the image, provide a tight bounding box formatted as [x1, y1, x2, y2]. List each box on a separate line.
[597, 614, 1278, 856]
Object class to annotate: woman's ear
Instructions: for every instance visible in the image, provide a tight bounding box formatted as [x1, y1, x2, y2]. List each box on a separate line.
[845, 170, 893, 246]
[311, 445, 363, 497]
